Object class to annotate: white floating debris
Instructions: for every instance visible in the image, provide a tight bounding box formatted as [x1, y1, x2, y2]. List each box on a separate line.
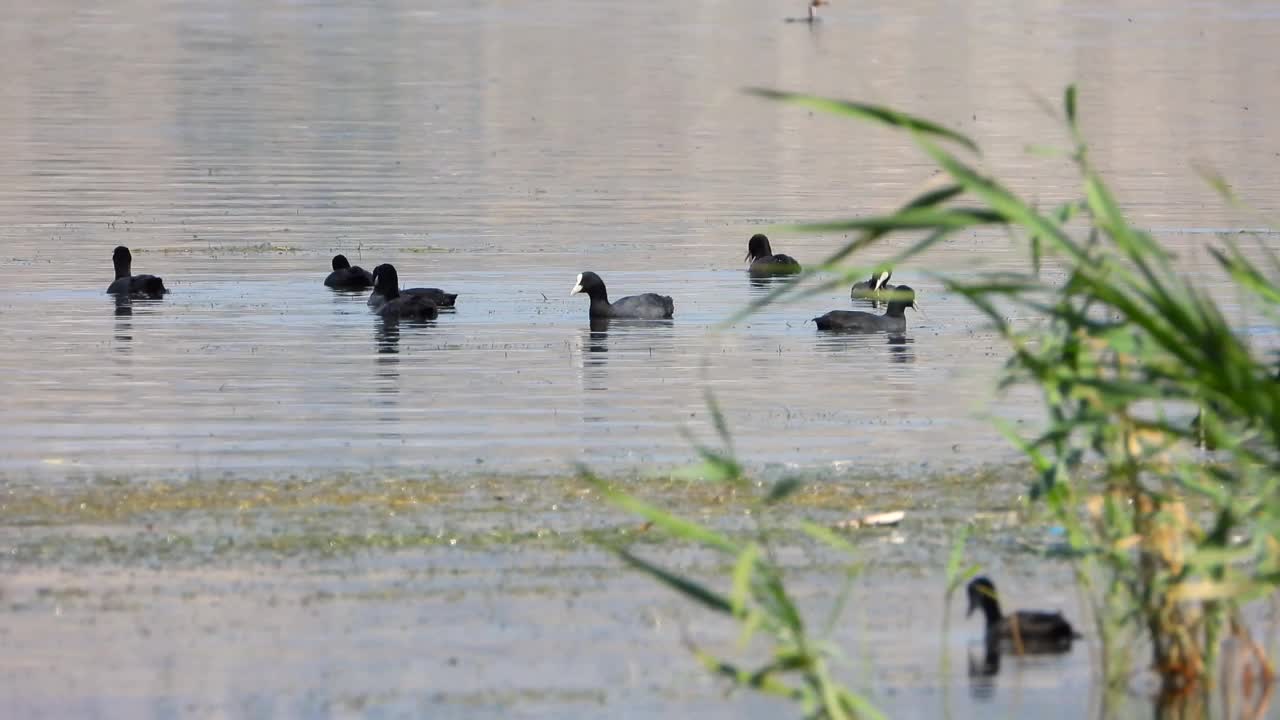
[833, 510, 905, 530]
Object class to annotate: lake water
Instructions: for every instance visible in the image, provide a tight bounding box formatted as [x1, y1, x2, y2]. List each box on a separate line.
[1, 0, 1278, 717]
[3, 0, 1277, 480]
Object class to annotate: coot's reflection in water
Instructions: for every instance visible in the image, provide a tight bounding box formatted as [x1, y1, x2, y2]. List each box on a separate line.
[887, 334, 915, 364]
[746, 272, 798, 293]
[813, 332, 916, 365]
[577, 318, 676, 424]
[967, 642, 1001, 701]
[113, 297, 133, 353]
[375, 321, 401, 357]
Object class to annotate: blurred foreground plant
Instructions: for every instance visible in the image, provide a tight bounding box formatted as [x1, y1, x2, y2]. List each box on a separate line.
[585, 85, 1278, 715]
[740, 85, 1279, 707]
[577, 391, 882, 720]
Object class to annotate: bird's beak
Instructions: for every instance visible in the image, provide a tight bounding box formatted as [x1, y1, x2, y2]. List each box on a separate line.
[876, 271, 890, 291]
[570, 283, 583, 296]
[912, 302, 926, 319]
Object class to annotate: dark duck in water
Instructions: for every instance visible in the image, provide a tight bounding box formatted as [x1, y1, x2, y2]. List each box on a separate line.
[570, 271, 674, 320]
[745, 234, 801, 276]
[324, 254, 374, 290]
[367, 271, 457, 309]
[106, 246, 166, 299]
[967, 576, 1080, 654]
[850, 268, 895, 301]
[370, 264, 439, 322]
[813, 285, 916, 333]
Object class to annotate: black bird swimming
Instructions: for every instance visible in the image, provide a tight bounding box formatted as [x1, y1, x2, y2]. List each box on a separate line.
[324, 254, 374, 290]
[967, 576, 1080, 654]
[571, 271, 674, 320]
[367, 270, 457, 309]
[813, 285, 916, 332]
[745, 234, 801, 276]
[370, 264, 438, 322]
[106, 246, 166, 298]
[850, 269, 895, 301]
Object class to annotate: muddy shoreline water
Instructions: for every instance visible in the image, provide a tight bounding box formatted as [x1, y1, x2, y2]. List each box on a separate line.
[0, 467, 1107, 718]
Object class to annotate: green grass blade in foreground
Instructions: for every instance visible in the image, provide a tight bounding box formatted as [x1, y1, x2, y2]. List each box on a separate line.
[746, 87, 979, 153]
[578, 467, 738, 553]
[731, 543, 761, 617]
[790, 207, 1006, 234]
[694, 652, 807, 701]
[614, 546, 734, 615]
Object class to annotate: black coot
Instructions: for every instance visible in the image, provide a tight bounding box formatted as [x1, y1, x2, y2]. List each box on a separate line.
[745, 234, 801, 276]
[324, 254, 374, 290]
[367, 269, 457, 309]
[967, 576, 1080, 654]
[813, 285, 916, 332]
[371, 264, 438, 322]
[850, 269, 895, 300]
[106, 246, 166, 298]
[570, 272, 674, 319]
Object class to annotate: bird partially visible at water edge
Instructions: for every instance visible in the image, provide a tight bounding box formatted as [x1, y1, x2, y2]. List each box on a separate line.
[812, 285, 917, 332]
[324, 254, 374, 290]
[745, 233, 801, 276]
[106, 246, 166, 298]
[966, 576, 1080, 654]
[850, 268, 895, 301]
[570, 272, 674, 320]
[370, 264, 439, 322]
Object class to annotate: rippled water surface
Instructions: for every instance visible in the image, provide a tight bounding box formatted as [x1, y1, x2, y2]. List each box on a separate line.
[3, 0, 1277, 479]
[1, 0, 1279, 717]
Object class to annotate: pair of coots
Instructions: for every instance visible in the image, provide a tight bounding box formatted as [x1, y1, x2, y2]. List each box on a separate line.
[106, 246, 166, 298]
[324, 254, 458, 322]
[742, 234, 919, 333]
[325, 255, 457, 307]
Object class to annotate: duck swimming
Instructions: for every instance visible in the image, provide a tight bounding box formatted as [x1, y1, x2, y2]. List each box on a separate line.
[367, 271, 457, 309]
[571, 272, 674, 320]
[850, 269, 895, 301]
[370, 264, 438, 322]
[745, 234, 801, 276]
[324, 254, 374, 290]
[967, 576, 1080, 654]
[106, 246, 166, 298]
[813, 285, 916, 332]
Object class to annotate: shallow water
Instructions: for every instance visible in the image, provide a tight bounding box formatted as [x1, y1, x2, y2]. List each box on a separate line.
[1, 0, 1279, 717]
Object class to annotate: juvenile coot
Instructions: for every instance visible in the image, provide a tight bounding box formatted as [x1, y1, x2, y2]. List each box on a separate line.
[850, 269, 895, 300]
[367, 269, 457, 309]
[106, 246, 166, 298]
[745, 234, 801, 276]
[813, 285, 916, 332]
[371, 264, 438, 322]
[324, 254, 374, 290]
[571, 272, 674, 320]
[967, 577, 1080, 654]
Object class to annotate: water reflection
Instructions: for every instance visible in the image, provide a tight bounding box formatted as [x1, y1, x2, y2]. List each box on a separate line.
[580, 324, 609, 422]
[113, 297, 133, 353]
[746, 273, 795, 293]
[967, 641, 1001, 700]
[375, 322, 401, 357]
[887, 335, 915, 364]
[813, 331, 916, 365]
